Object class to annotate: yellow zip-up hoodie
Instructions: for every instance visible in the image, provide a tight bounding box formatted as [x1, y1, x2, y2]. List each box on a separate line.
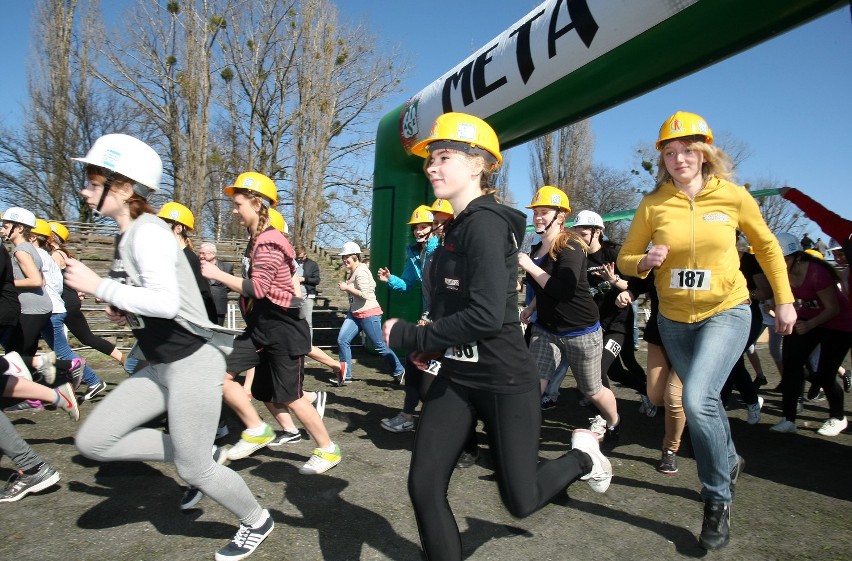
[617, 176, 794, 323]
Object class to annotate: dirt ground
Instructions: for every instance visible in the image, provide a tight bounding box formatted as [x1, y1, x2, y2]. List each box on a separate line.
[1, 344, 849, 561]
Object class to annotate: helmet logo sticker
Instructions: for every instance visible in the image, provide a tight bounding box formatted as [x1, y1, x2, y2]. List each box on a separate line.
[695, 121, 709, 135]
[670, 118, 683, 133]
[549, 194, 561, 205]
[456, 123, 476, 142]
[242, 177, 255, 187]
[169, 210, 180, 220]
[101, 148, 121, 170]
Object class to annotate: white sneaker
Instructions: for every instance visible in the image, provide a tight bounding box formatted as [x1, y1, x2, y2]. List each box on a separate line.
[817, 417, 848, 437]
[299, 444, 341, 475]
[588, 415, 607, 441]
[36, 351, 57, 384]
[54, 383, 80, 422]
[226, 424, 275, 461]
[746, 396, 764, 425]
[770, 419, 797, 433]
[571, 429, 612, 493]
[3, 352, 32, 380]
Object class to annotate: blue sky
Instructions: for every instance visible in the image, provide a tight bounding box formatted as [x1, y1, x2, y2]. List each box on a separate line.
[2, 2, 850, 242]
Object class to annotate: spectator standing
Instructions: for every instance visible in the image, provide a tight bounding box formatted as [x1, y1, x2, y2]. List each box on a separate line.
[295, 246, 320, 336]
[198, 242, 234, 327]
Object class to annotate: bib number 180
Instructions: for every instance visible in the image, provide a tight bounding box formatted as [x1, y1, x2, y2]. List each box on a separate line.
[670, 268, 711, 290]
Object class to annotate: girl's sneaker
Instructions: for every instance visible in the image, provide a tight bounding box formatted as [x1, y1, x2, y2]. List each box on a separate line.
[299, 445, 341, 474]
[381, 412, 414, 433]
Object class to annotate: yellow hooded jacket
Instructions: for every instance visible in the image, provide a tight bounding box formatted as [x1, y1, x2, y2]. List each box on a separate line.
[617, 177, 794, 323]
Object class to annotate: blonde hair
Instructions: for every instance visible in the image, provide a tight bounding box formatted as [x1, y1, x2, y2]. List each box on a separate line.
[654, 137, 733, 192]
[548, 227, 589, 260]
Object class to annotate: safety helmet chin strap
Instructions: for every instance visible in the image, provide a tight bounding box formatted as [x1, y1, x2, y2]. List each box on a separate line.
[1, 223, 16, 243]
[93, 171, 117, 216]
[535, 212, 562, 235]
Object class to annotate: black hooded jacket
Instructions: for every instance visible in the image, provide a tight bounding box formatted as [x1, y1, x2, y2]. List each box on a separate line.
[389, 194, 536, 392]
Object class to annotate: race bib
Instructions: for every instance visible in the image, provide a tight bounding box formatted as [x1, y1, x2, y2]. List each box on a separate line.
[444, 343, 479, 362]
[425, 360, 442, 376]
[669, 269, 711, 291]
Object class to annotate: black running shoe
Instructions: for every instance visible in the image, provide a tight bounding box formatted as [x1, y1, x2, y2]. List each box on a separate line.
[657, 449, 678, 474]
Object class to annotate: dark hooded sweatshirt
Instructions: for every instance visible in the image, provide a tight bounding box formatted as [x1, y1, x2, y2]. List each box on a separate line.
[388, 194, 536, 393]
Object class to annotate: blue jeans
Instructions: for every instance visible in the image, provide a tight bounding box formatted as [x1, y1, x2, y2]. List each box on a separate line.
[41, 313, 101, 387]
[658, 304, 750, 503]
[337, 312, 404, 379]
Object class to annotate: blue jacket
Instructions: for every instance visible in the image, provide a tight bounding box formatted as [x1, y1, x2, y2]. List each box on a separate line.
[386, 236, 439, 293]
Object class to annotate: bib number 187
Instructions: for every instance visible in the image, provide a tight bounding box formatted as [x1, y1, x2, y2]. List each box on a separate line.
[669, 269, 710, 290]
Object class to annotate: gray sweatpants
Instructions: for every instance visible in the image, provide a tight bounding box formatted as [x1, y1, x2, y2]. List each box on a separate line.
[75, 343, 262, 525]
[0, 410, 44, 471]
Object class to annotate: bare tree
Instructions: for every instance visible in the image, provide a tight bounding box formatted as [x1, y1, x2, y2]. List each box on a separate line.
[290, 0, 407, 246]
[577, 165, 641, 244]
[0, 0, 137, 223]
[92, 0, 227, 219]
[528, 119, 593, 201]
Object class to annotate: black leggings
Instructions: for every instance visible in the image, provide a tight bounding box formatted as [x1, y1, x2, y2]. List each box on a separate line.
[781, 327, 850, 421]
[7, 313, 51, 357]
[601, 331, 648, 395]
[63, 308, 117, 356]
[408, 375, 590, 561]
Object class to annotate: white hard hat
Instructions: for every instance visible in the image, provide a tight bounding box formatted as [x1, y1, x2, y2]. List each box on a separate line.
[776, 232, 802, 257]
[573, 210, 604, 229]
[2, 207, 36, 228]
[340, 241, 361, 256]
[73, 134, 163, 195]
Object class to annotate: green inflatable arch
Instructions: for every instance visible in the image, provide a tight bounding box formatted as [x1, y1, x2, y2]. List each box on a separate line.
[372, 0, 845, 322]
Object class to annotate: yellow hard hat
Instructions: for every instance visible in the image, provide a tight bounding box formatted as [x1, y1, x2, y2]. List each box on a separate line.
[224, 171, 278, 206]
[527, 186, 571, 213]
[158, 201, 195, 230]
[49, 221, 70, 243]
[32, 218, 52, 238]
[804, 248, 824, 259]
[268, 208, 287, 234]
[407, 205, 434, 225]
[410, 112, 502, 170]
[656, 111, 713, 150]
[428, 198, 454, 216]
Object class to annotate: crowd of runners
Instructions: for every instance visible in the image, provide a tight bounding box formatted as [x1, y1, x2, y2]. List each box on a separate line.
[1, 110, 849, 560]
